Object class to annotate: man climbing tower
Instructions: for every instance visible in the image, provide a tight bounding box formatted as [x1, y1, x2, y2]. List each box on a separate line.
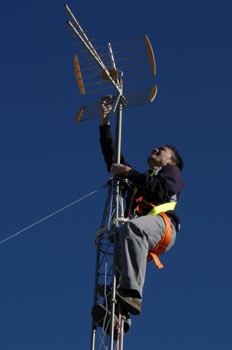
[93, 95, 184, 324]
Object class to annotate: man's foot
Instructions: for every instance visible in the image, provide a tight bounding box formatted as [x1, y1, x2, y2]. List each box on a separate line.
[116, 289, 142, 315]
[96, 284, 142, 315]
[92, 303, 118, 329]
[91, 303, 131, 340]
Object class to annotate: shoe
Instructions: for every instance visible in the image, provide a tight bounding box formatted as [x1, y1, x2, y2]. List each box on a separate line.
[97, 284, 142, 315]
[92, 303, 117, 329]
[96, 284, 132, 329]
[91, 303, 131, 340]
[116, 290, 142, 315]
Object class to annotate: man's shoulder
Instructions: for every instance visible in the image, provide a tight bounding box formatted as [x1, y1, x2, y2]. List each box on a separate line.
[159, 164, 181, 176]
[159, 164, 184, 187]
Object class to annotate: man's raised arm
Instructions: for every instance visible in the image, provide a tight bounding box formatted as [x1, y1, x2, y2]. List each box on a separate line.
[99, 96, 131, 173]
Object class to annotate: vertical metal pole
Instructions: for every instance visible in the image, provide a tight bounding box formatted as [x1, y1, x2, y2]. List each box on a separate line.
[90, 187, 112, 350]
[90, 328, 96, 350]
[114, 101, 123, 164]
[120, 317, 125, 350]
[109, 96, 123, 350]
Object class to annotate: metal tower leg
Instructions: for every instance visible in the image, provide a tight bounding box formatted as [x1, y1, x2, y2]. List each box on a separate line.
[91, 180, 126, 350]
[90, 78, 125, 350]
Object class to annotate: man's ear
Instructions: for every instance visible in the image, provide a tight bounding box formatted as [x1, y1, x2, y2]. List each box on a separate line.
[168, 159, 176, 166]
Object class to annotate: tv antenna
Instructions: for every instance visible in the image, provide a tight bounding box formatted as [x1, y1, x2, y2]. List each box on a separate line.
[65, 4, 157, 349]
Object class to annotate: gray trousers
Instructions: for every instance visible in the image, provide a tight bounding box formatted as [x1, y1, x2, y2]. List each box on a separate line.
[117, 215, 176, 298]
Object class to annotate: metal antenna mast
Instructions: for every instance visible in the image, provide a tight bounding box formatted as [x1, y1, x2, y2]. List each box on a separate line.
[65, 4, 157, 349]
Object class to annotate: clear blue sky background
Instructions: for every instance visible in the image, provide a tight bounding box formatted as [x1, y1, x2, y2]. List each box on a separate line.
[1, 1, 231, 349]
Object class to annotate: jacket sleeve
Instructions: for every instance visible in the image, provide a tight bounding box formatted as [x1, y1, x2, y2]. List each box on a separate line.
[126, 164, 184, 203]
[99, 125, 131, 172]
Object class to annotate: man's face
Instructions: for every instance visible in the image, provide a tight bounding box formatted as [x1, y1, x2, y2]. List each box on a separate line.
[147, 146, 175, 168]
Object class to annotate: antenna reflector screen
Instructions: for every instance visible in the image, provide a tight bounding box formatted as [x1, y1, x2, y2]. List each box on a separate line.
[76, 106, 85, 123]
[149, 85, 158, 102]
[144, 35, 156, 76]
[74, 55, 85, 95]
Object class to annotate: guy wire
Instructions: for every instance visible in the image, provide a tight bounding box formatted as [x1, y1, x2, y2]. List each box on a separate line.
[0, 184, 107, 246]
[0, 174, 179, 246]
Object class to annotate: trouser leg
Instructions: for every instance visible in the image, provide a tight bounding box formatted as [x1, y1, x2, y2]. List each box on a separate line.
[117, 215, 176, 298]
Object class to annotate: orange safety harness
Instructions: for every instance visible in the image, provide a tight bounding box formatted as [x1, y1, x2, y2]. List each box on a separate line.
[135, 198, 172, 269]
[147, 211, 171, 269]
[131, 170, 175, 269]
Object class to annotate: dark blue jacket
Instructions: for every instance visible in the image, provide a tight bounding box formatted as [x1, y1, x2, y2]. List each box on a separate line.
[100, 125, 184, 231]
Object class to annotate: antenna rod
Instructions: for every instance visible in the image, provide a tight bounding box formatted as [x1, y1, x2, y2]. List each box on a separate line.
[65, 4, 121, 94]
[67, 20, 121, 93]
[108, 42, 120, 87]
[65, 4, 98, 57]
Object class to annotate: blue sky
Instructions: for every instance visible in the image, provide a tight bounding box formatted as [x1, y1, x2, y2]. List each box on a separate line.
[1, 1, 232, 349]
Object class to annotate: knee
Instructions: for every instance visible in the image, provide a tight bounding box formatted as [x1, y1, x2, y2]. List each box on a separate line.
[119, 221, 132, 239]
[165, 224, 176, 252]
[119, 220, 145, 240]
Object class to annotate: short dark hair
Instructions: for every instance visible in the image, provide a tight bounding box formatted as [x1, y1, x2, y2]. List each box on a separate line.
[165, 144, 184, 171]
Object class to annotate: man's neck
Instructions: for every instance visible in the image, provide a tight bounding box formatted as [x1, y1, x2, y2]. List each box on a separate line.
[150, 165, 161, 171]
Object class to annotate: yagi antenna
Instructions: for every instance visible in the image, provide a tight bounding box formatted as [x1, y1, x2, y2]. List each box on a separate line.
[65, 3, 157, 113]
[70, 35, 156, 98]
[64, 4, 158, 350]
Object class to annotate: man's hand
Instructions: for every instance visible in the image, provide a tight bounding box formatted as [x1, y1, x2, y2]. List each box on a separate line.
[100, 95, 112, 125]
[111, 164, 131, 177]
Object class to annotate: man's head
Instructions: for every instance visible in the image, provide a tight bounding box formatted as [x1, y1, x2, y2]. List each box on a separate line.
[147, 145, 183, 171]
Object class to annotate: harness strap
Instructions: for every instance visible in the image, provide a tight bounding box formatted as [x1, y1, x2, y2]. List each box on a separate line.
[135, 197, 177, 216]
[127, 170, 175, 269]
[147, 212, 172, 269]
